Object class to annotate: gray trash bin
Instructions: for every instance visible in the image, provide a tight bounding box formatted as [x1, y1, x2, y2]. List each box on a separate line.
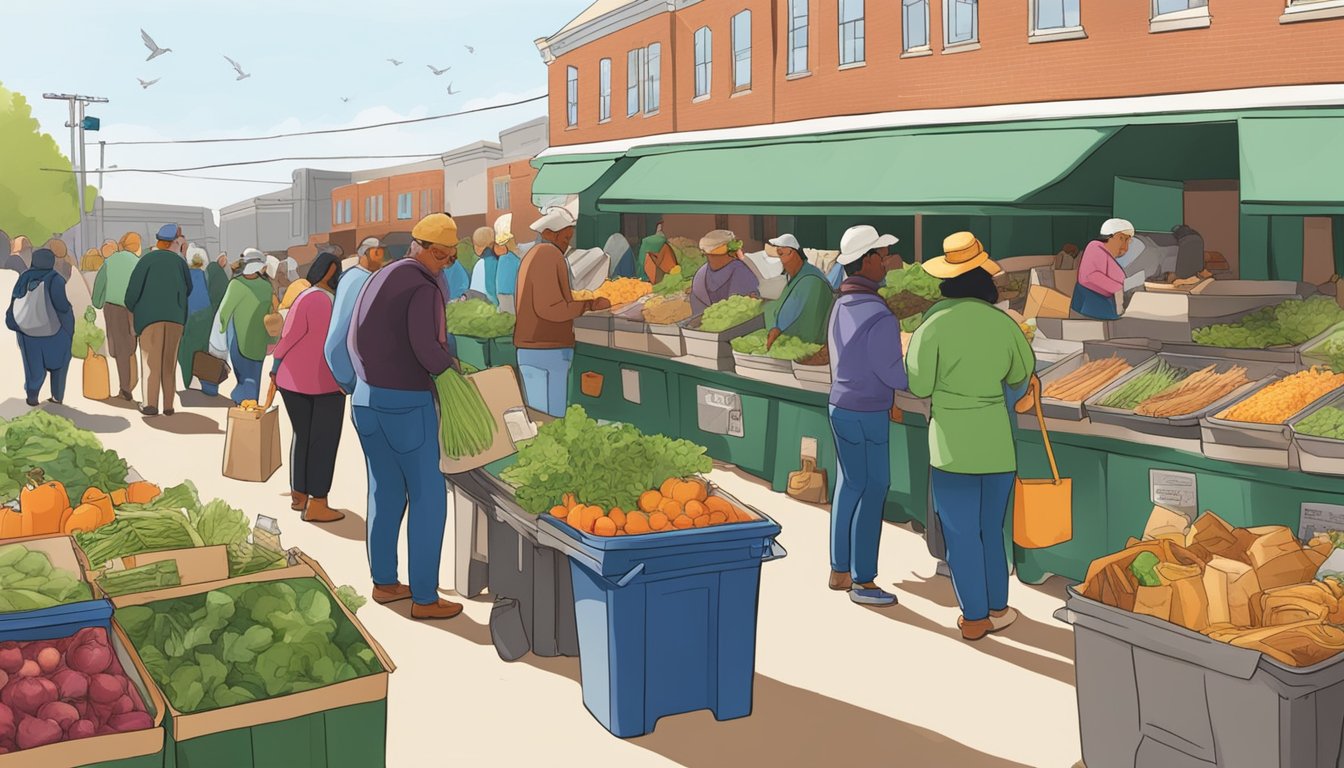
[445, 472, 492, 599]
[1061, 586, 1344, 768]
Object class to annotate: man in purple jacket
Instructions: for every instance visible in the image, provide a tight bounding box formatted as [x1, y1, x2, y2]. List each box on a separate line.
[827, 225, 908, 607]
[349, 213, 463, 621]
[689, 229, 759, 315]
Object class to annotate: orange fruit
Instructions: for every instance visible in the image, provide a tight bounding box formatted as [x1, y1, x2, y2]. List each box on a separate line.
[566, 507, 584, 530]
[693, 515, 710, 528]
[649, 512, 669, 531]
[548, 505, 568, 519]
[659, 498, 682, 518]
[638, 491, 662, 514]
[580, 505, 604, 533]
[673, 515, 694, 529]
[660, 478, 679, 497]
[708, 510, 728, 525]
[608, 508, 628, 528]
[593, 516, 618, 537]
[626, 512, 651, 535]
[684, 500, 707, 519]
[704, 496, 732, 514]
[672, 479, 707, 504]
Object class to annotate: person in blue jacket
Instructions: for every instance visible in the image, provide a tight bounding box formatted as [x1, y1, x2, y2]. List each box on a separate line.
[7, 248, 75, 406]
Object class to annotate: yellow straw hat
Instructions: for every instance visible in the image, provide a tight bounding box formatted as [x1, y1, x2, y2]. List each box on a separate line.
[922, 231, 1002, 279]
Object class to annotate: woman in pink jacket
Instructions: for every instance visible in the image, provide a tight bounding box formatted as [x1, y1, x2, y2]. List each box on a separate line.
[1071, 218, 1133, 320]
[271, 252, 346, 524]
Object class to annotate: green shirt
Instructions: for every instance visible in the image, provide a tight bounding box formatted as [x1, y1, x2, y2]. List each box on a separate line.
[92, 250, 139, 308]
[125, 248, 193, 335]
[217, 276, 276, 361]
[765, 262, 833, 345]
[906, 299, 1036, 475]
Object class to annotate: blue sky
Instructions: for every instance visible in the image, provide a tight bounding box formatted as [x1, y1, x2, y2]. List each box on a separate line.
[1, 0, 587, 211]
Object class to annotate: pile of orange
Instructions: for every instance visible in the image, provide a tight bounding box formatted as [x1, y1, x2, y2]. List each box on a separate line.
[548, 478, 755, 536]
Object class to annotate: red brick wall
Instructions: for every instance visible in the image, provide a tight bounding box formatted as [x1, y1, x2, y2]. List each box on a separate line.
[387, 170, 445, 229]
[674, 0, 777, 133]
[487, 160, 541, 236]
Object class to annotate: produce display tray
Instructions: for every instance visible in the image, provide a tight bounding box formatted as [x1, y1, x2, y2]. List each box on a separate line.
[0, 533, 113, 642]
[680, 314, 764, 361]
[1083, 353, 1287, 439]
[1158, 341, 1301, 366]
[791, 361, 831, 385]
[1291, 390, 1344, 477]
[732, 352, 801, 388]
[1299, 320, 1344, 368]
[1036, 340, 1160, 421]
[575, 311, 615, 347]
[647, 323, 684, 358]
[1200, 381, 1344, 470]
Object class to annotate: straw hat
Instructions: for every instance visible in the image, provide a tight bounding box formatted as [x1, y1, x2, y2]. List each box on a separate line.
[923, 232, 1002, 279]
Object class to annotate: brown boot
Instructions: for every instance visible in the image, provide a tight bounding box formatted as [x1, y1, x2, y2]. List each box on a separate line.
[411, 599, 463, 620]
[290, 492, 309, 512]
[828, 571, 853, 591]
[959, 616, 994, 642]
[989, 607, 1020, 634]
[372, 583, 412, 604]
[303, 498, 345, 523]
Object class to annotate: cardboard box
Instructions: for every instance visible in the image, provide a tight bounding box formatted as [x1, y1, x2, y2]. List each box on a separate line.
[440, 366, 529, 475]
[1054, 269, 1079, 298]
[222, 406, 282, 482]
[112, 552, 395, 744]
[1025, 285, 1072, 320]
[90, 545, 232, 597]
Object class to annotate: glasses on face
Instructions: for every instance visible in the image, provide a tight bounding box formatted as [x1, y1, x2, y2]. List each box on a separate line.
[416, 239, 457, 258]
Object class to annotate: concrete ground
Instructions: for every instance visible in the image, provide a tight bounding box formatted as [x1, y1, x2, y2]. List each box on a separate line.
[0, 273, 1083, 767]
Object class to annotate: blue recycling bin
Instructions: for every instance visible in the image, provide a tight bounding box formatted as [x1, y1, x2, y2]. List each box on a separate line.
[538, 493, 785, 738]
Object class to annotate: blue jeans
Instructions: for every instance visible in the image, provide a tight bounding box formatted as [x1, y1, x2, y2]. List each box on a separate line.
[517, 347, 574, 418]
[829, 406, 891, 584]
[931, 468, 1016, 622]
[351, 382, 447, 606]
[18, 331, 72, 403]
[228, 331, 263, 404]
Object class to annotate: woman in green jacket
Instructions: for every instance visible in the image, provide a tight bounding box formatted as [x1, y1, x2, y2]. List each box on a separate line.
[907, 232, 1037, 642]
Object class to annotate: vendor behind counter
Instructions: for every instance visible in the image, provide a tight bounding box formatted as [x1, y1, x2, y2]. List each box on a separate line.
[690, 229, 758, 315]
[764, 233, 834, 348]
[1072, 218, 1135, 321]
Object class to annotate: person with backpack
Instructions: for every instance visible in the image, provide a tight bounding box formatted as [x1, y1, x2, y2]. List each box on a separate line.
[6, 248, 75, 406]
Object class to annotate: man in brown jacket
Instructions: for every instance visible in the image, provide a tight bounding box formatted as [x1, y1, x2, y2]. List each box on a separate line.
[513, 205, 610, 417]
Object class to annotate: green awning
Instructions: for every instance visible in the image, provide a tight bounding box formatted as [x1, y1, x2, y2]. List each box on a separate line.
[1240, 116, 1344, 207]
[531, 159, 619, 197]
[598, 127, 1117, 215]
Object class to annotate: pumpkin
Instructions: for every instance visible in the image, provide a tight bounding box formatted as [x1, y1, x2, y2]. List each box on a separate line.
[81, 488, 115, 526]
[62, 503, 103, 536]
[19, 469, 69, 537]
[124, 482, 161, 505]
[0, 508, 21, 540]
[109, 488, 128, 506]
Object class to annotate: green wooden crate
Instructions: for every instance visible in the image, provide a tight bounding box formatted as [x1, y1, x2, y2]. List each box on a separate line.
[161, 699, 387, 768]
[488, 337, 518, 369]
[453, 335, 491, 371]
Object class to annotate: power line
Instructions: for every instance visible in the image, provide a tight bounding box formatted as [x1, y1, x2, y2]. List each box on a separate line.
[102, 95, 546, 147]
[41, 152, 446, 175]
[130, 170, 292, 184]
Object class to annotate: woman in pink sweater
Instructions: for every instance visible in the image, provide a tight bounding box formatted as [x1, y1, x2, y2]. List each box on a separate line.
[271, 253, 346, 524]
[1071, 218, 1133, 320]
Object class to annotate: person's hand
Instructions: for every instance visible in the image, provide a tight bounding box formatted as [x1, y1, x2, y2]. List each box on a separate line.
[765, 328, 782, 351]
[889, 404, 904, 424]
[590, 297, 612, 311]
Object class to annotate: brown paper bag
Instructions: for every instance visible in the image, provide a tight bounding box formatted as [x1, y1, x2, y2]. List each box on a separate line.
[1101, 562, 1137, 612]
[82, 350, 111, 401]
[1204, 557, 1260, 627]
[222, 407, 282, 482]
[1082, 541, 1168, 598]
[1144, 505, 1191, 544]
[1134, 586, 1173, 622]
[1261, 582, 1343, 627]
[1188, 512, 1240, 558]
[1256, 550, 1320, 591]
[1158, 562, 1210, 631]
[1247, 526, 1304, 569]
[787, 457, 828, 504]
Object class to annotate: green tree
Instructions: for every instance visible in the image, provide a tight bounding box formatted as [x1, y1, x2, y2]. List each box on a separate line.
[0, 82, 96, 242]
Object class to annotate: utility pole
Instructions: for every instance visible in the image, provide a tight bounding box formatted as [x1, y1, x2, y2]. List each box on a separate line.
[42, 93, 108, 256]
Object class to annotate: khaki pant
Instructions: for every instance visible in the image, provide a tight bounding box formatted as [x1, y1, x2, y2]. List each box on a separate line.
[139, 321, 184, 411]
[103, 303, 138, 395]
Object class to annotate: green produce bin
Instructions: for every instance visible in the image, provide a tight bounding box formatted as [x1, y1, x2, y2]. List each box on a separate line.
[161, 699, 387, 768]
[677, 373, 776, 480]
[452, 335, 492, 371]
[770, 400, 837, 503]
[488, 337, 518, 369]
[570, 352, 673, 436]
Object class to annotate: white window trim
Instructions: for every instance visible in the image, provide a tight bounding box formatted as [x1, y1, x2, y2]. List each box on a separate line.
[942, 0, 980, 48]
[731, 88, 753, 98]
[1150, 3, 1211, 33]
[941, 41, 981, 54]
[1028, 0, 1086, 42]
[643, 44, 661, 116]
[902, 0, 931, 53]
[786, 0, 809, 76]
[732, 11, 752, 92]
[901, 46, 933, 58]
[598, 58, 612, 123]
[693, 27, 712, 100]
[838, 61, 867, 71]
[838, 0, 865, 67]
[786, 70, 813, 80]
[1281, 0, 1344, 22]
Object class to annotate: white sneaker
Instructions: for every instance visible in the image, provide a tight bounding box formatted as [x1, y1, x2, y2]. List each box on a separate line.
[989, 607, 1019, 633]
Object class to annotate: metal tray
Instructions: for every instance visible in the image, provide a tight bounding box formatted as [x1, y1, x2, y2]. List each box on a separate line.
[791, 360, 831, 385]
[1036, 339, 1160, 421]
[1200, 380, 1344, 470]
[647, 322, 685, 357]
[574, 309, 615, 347]
[1083, 353, 1288, 439]
[732, 351, 796, 374]
[679, 313, 765, 360]
[1290, 389, 1344, 476]
[1299, 320, 1344, 368]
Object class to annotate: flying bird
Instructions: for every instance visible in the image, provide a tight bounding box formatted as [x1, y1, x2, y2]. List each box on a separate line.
[224, 55, 251, 81]
[141, 28, 171, 61]
[463, 45, 475, 54]
[427, 64, 450, 75]
[387, 58, 403, 66]
[340, 96, 350, 103]
[446, 82, 460, 95]
[138, 77, 160, 90]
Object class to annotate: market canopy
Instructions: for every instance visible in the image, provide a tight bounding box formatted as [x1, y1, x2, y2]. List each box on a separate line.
[532, 157, 621, 197]
[1240, 116, 1344, 212]
[598, 126, 1118, 216]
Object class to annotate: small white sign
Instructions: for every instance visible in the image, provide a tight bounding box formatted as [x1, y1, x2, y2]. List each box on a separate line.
[1300, 502, 1344, 542]
[621, 368, 641, 405]
[1149, 470, 1197, 519]
[697, 385, 744, 437]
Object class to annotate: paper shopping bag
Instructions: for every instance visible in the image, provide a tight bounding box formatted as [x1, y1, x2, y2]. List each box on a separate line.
[82, 349, 111, 401]
[1157, 562, 1210, 631]
[1013, 384, 1073, 549]
[1133, 586, 1173, 622]
[222, 407, 282, 482]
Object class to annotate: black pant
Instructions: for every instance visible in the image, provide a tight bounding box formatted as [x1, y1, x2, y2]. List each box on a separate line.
[279, 389, 345, 498]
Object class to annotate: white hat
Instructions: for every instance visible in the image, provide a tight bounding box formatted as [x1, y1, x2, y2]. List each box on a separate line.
[530, 205, 576, 233]
[185, 244, 207, 267]
[700, 229, 736, 254]
[242, 261, 267, 276]
[241, 247, 265, 264]
[357, 237, 382, 255]
[1101, 218, 1136, 237]
[767, 234, 800, 252]
[838, 225, 899, 266]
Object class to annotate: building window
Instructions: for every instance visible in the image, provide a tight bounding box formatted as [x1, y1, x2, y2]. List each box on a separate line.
[344, 200, 351, 224]
[1284, 0, 1344, 22]
[944, 0, 979, 46]
[694, 27, 712, 99]
[421, 190, 429, 217]
[493, 178, 510, 212]
[732, 11, 751, 91]
[903, 0, 930, 51]
[565, 66, 578, 127]
[598, 58, 612, 122]
[787, 0, 809, 75]
[644, 43, 661, 114]
[1031, 0, 1085, 40]
[1155, 0, 1207, 13]
[364, 198, 371, 223]
[1151, 0, 1210, 31]
[627, 49, 641, 117]
[396, 193, 411, 220]
[333, 201, 340, 226]
[838, 0, 864, 67]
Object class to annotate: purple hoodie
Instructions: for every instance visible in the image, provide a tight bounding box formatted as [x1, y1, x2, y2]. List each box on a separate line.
[690, 259, 759, 315]
[827, 275, 908, 412]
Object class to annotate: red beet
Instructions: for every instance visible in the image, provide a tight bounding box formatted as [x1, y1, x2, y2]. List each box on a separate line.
[67, 718, 96, 740]
[66, 631, 112, 675]
[2, 678, 57, 715]
[0, 645, 21, 675]
[0, 703, 13, 741]
[111, 694, 135, 715]
[108, 712, 153, 732]
[16, 660, 38, 679]
[88, 674, 124, 705]
[0, 670, 7, 691]
[16, 717, 62, 750]
[52, 669, 87, 700]
[38, 700, 79, 730]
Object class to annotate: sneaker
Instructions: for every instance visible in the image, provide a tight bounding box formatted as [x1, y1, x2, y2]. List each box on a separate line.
[828, 571, 853, 591]
[850, 583, 898, 606]
[372, 583, 412, 604]
[411, 599, 464, 620]
[989, 607, 1020, 634]
[959, 616, 993, 641]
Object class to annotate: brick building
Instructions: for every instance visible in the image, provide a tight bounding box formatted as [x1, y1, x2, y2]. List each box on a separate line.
[534, 0, 1344, 281]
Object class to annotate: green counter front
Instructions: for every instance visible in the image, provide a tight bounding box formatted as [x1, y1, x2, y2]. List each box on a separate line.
[555, 342, 1344, 587]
